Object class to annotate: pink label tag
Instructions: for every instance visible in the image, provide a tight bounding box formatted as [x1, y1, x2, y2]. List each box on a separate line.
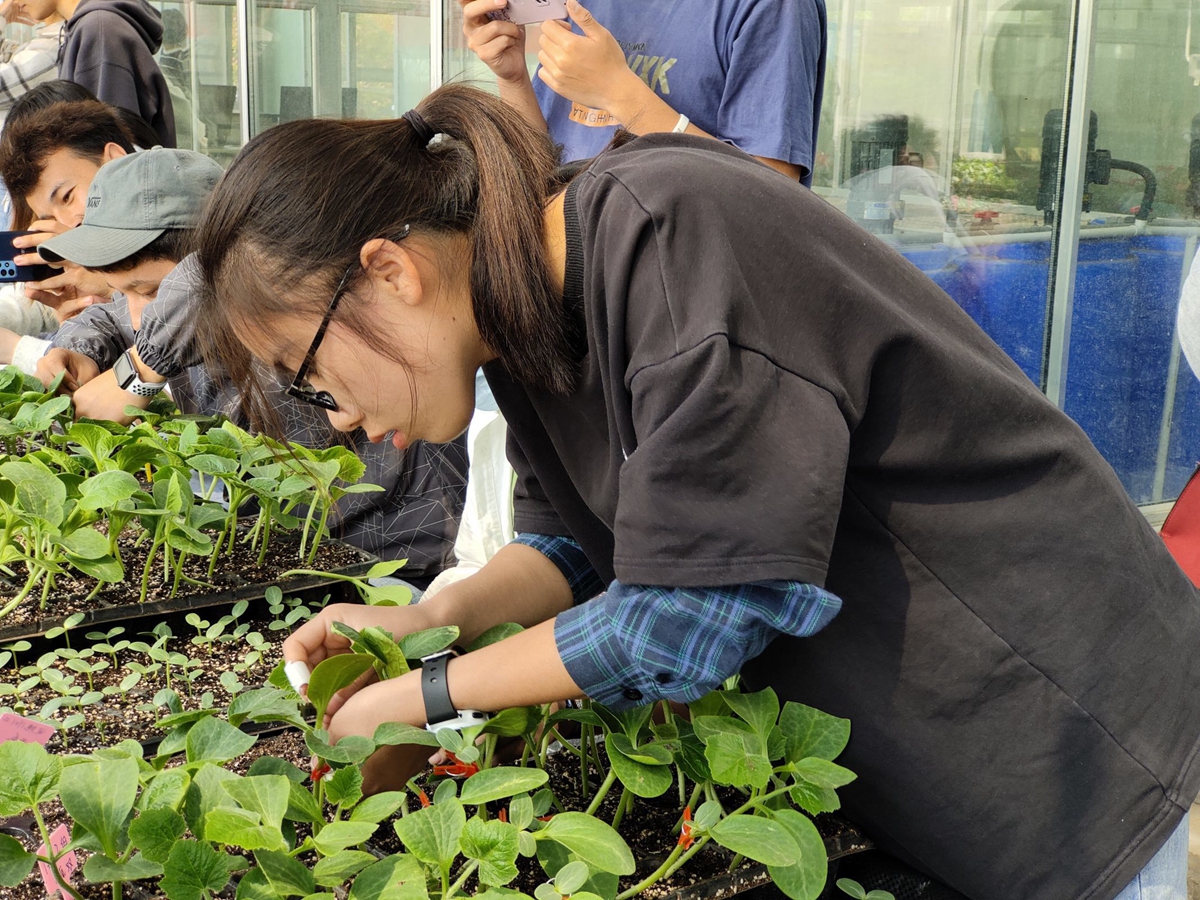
[37, 824, 77, 896]
[0, 713, 55, 745]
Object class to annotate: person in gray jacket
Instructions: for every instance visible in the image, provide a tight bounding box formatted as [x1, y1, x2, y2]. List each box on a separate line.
[38, 147, 468, 585]
[15, 0, 175, 146]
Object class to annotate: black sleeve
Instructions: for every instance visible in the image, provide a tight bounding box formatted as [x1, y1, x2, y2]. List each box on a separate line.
[614, 335, 848, 588]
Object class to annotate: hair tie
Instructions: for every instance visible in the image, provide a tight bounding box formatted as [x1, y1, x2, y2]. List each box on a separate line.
[402, 109, 436, 146]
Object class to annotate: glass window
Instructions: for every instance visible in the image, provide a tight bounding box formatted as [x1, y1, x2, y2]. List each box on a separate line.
[341, 7, 431, 118]
[246, 0, 429, 138]
[1055, 2, 1200, 505]
[817, 0, 1072, 383]
[152, 0, 240, 160]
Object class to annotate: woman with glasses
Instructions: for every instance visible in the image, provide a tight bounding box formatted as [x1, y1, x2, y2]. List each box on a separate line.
[195, 84, 1200, 900]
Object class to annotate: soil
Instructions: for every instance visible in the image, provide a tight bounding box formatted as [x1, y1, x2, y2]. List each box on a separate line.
[0, 606, 312, 752]
[0, 522, 366, 633]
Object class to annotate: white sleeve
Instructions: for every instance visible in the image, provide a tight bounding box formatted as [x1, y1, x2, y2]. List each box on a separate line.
[10, 335, 49, 374]
[0, 284, 56, 335]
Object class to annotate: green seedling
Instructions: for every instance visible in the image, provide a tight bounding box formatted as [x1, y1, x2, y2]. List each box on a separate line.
[281, 559, 414, 607]
[0, 639, 30, 671]
[43, 612, 86, 649]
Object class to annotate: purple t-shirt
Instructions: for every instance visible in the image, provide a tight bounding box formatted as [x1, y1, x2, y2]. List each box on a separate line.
[532, 0, 826, 185]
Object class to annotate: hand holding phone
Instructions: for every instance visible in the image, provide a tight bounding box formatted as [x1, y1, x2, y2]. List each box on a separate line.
[0, 231, 57, 283]
[487, 0, 568, 25]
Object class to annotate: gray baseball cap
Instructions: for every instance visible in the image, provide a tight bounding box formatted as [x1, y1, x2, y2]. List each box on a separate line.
[39, 147, 224, 268]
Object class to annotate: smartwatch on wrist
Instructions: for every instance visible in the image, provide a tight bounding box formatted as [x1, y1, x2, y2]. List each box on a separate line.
[421, 649, 490, 732]
[113, 349, 166, 398]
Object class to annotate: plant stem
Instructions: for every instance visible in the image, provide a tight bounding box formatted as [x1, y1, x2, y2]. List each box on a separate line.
[611, 787, 631, 831]
[444, 859, 479, 899]
[580, 725, 591, 803]
[615, 837, 711, 900]
[139, 536, 163, 604]
[32, 805, 87, 900]
[257, 507, 272, 567]
[299, 499, 316, 562]
[584, 769, 618, 817]
[0, 565, 40, 619]
[306, 504, 331, 566]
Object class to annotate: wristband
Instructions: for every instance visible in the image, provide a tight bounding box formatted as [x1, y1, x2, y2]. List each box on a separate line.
[421, 649, 489, 732]
[671, 113, 690, 134]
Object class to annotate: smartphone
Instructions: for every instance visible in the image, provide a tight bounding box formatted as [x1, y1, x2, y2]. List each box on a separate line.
[487, 0, 568, 25]
[0, 232, 57, 283]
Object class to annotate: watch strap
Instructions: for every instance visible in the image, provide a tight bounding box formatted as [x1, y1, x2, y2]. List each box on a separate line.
[116, 349, 167, 398]
[420, 650, 457, 725]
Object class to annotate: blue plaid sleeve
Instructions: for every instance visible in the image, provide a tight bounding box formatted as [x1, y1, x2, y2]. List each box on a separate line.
[554, 580, 842, 709]
[512, 532, 606, 603]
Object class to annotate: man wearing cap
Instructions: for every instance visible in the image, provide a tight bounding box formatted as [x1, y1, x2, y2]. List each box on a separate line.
[36, 145, 221, 403]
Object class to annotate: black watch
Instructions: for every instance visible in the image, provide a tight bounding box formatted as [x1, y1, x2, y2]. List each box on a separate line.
[421, 649, 490, 732]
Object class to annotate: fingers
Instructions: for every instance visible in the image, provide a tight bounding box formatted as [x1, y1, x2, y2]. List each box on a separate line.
[461, 0, 506, 26]
[565, 0, 600, 34]
[11, 227, 56, 250]
[465, 16, 522, 51]
[282, 604, 357, 668]
[26, 272, 78, 294]
[35, 350, 68, 391]
[70, 354, 100, 386]
[52, 295, 100, 324]
[324, 666, 379, 724]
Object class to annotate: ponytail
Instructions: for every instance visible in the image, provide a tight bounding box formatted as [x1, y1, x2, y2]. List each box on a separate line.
[197, 83, 578, 421]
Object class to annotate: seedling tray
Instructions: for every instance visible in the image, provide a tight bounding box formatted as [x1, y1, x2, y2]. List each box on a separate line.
[0, 539, 376, 643]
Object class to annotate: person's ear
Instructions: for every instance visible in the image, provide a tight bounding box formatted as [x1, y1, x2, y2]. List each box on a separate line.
[101, 142, 129, 162]
[360, 237, 424, 307]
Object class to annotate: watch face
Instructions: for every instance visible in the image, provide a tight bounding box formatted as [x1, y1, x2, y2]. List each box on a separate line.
[114, 351, 136, 389]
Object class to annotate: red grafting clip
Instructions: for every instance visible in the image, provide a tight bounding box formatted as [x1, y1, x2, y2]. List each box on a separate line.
[417, 788, 432, 808]
[310, 763, 331, 783]
[678, 806, 694, 849]
[499, 808, 508, 823]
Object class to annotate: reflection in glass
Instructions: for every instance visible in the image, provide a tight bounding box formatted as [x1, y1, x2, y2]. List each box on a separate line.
[817, 0, 1200, 505]
[151, 0, 239, 159]
[247, 0, 429, 137]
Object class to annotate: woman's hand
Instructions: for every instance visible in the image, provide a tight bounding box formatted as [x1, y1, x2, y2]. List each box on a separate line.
[537, 0, 647, 122]
[284, 601, 440, 720]
[458, 0, 531, 87]
[325, 670, 436, 794]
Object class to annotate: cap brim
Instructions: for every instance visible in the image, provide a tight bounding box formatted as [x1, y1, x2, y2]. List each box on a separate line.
[38, 225, 165, 268]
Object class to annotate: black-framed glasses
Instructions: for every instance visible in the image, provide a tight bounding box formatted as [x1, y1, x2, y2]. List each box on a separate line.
[285, 225, 410, 412]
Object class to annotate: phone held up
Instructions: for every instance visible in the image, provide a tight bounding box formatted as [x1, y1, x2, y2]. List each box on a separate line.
[0, 232, 57, 283]
[487, 0, 569, 25]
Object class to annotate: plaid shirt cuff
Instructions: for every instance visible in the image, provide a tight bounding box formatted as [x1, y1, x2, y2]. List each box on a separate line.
[554, 579, 842, 709]
[513, 532, 605, 603]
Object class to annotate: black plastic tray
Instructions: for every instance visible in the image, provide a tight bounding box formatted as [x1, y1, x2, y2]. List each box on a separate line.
[0, 540, 376, 644]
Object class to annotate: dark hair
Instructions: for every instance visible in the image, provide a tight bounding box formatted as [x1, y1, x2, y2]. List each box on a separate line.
[89, 229, 193, 275]
[0, 100, 137, 228]
[5, 80, 159, 150]
[196, 83, 571, 435]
